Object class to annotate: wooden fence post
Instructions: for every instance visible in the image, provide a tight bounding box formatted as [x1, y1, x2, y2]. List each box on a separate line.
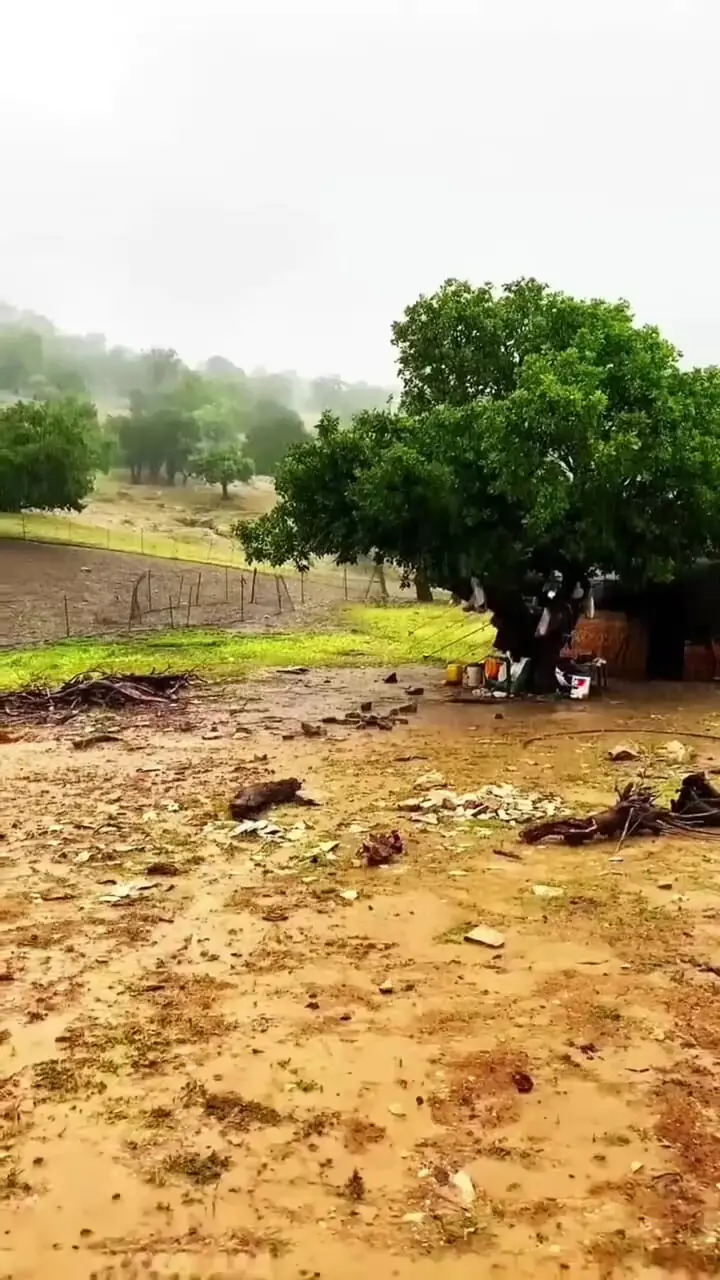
[300, 571, 305, 605]
[343, 565, 348, 600]
[63, 595, 70, 638]
[250, 568, 257, 604]
[276, 576, 283, 613]
[168, 595, 175, 628]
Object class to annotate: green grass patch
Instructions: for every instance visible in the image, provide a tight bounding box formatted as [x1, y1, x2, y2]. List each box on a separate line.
[0, 604, 495, 691]
[0, 511, 251, 569]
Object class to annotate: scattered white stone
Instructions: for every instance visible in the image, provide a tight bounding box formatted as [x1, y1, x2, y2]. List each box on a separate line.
[339, 889, 359, 901]
[464, 925, 505, 949]
[405, 781, 564, 826]
[630, 1161, 644, 1174]
[532, 884, 564, 899]
[378, 979, 394, 994]
[415, 771, 446, 788]
[657, 740, 692, 764]
[388, 1103, 407, 1117]
[450, 1169, 476, 1206]
[402, 1212, 426, 1224]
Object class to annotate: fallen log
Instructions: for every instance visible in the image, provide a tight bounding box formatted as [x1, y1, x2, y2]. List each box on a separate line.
[521, 775, 720, 846]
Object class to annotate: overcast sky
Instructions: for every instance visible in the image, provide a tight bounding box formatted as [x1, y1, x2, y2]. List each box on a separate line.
[0, 0, 716, 380]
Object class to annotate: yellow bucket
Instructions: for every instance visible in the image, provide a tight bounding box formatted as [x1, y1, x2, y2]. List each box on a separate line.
[446, 662, 464, 685]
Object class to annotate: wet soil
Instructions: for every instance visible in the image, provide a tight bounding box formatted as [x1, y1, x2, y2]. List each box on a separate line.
[3, 669, 720, 1278]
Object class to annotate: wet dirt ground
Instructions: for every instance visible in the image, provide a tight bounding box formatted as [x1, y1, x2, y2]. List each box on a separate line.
[3, 669, 720, 1278]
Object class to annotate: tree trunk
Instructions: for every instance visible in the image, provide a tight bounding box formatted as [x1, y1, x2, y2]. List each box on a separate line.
[221, 481, 229, 499]
[415, 568, 433, 602]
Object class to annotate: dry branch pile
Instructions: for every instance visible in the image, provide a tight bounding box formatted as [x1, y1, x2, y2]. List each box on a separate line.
[0, 672, 194, 722]
[521, 773, 720, 846]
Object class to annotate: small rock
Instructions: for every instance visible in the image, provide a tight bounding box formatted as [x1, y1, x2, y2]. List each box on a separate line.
[608, 744, 640, 762]
[339, 889, 359, 901]
[464, 925, 505, 949]
[402, 1212, 426, 1224]
[383, 672, 398, 684]
[532, 884, 564, 899]
[406, 686, 424, 696]
[657, 880, 673, 890]
[145, 861, 180, 877]
[450, 1169, 475, 1206]
[378, 980, 394, 995]
[388, 1103, 407, 1117]
[512, 1071, 534, 1094]
[630, 1161, 644, 1174]
[360, 701, 373, 713]
[301, 721, 326, 738]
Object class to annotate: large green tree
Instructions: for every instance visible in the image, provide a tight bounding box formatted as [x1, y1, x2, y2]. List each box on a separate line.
[238, 278, 720, 614]
[0, 397, 99, 510]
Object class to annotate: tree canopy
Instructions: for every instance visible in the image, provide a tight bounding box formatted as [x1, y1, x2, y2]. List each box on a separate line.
[191, 445, 254, 499]
[239, 278, 720, 594]
[0, 397, 100, 510]
[244, 399, 307, 476]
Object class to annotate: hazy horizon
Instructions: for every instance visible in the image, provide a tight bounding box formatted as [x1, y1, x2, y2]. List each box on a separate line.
[1, 0, 717, 382]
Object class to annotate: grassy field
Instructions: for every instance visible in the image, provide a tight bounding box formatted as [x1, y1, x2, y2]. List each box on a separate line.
[0, 473, 279, 570]
[0, 510, 254, 570]
[0, 604, 495, 690]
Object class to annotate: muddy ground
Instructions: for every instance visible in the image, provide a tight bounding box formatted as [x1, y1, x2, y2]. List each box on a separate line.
[2, 670, 720, 1278]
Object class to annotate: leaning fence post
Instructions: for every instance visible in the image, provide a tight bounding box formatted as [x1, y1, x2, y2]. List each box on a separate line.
[225, 565, 229, 603]
[300, 571, 305, 605]
[168, 594, 175, 628]
[343, 565, 348, 600]
[276, 576, 283, 613]
[185, 589, 192, 627]
[195, 571, 202, 605]
[63, 594, 70, 638]
[147, 570, 152, 611]
[250, 568, 257, 604]
[240, 574, 245, 621]
[21, 512, 26, 540]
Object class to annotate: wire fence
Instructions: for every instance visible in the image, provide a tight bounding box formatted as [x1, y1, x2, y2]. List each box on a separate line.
[0, 540, 405, 650]
[0, 510, 254, 570]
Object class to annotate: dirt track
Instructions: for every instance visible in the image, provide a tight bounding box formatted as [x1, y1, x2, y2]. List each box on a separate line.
[2, 670, 720, 1278]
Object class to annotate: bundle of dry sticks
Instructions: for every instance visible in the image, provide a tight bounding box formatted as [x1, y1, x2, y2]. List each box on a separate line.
[521, 773, 720, 846]
[0, 671, 194, 722]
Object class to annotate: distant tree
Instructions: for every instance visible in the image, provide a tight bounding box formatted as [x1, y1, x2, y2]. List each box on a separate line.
[191, 445, 254, 499]
[0, 328, 44, 395]
[195, 396, 248, 448]
[0, 397, 98, 510]
[113, 406, 199, 485]
[245, 398, 307, 476]
[204, 355, 246, 382]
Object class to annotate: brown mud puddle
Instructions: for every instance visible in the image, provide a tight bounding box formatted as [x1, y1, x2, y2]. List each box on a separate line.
[2, 668, 720, 1277]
